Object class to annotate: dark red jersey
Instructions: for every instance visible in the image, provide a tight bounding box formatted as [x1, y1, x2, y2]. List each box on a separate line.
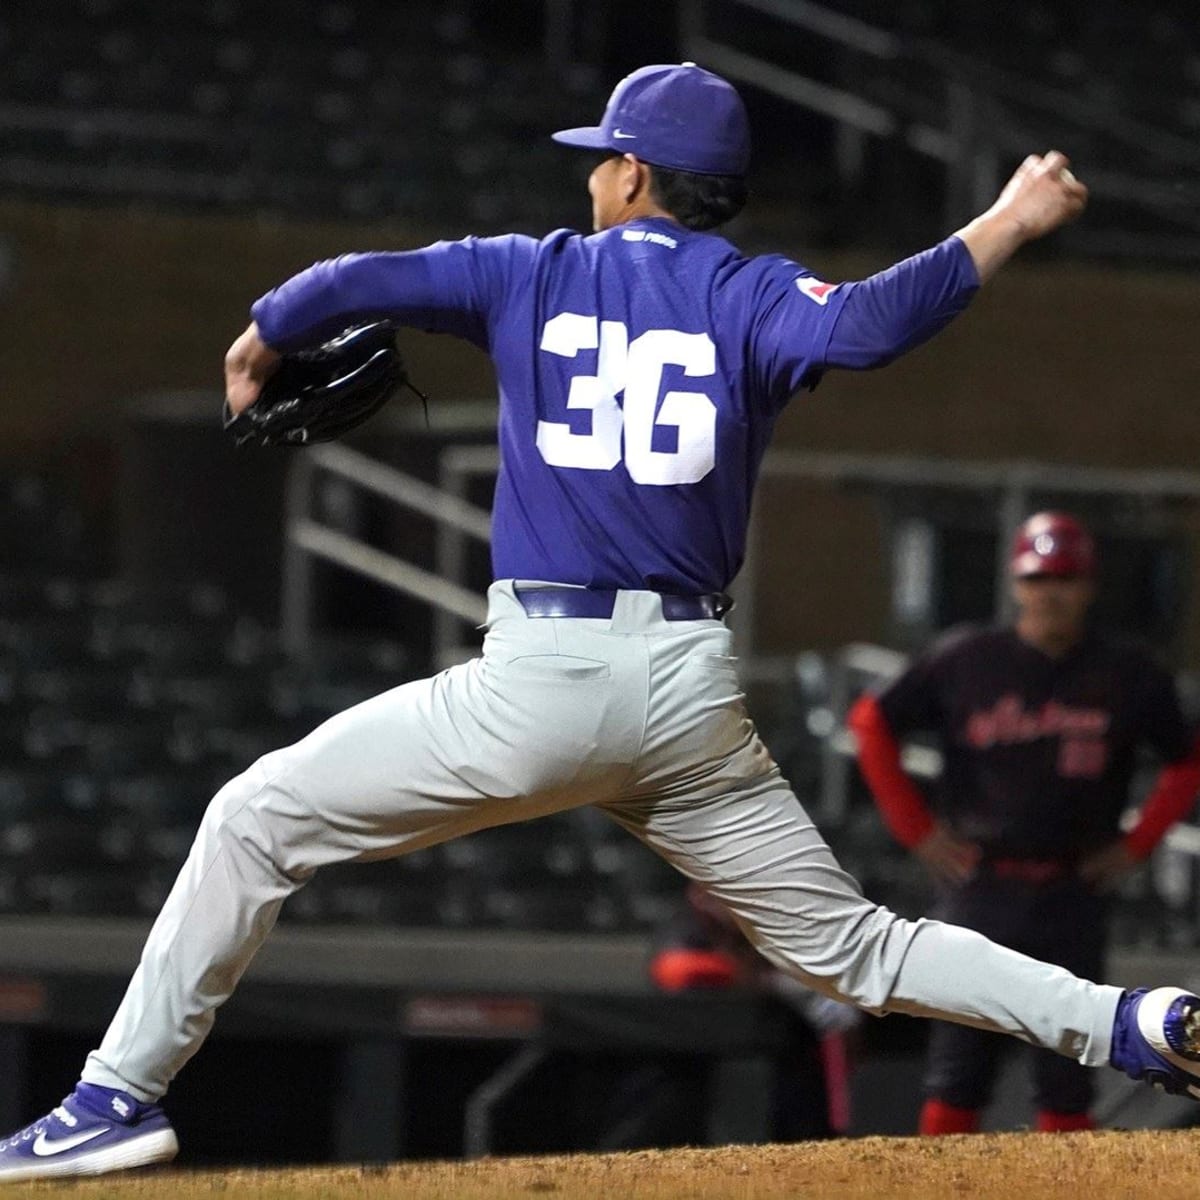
[873, 625, 1195, 861]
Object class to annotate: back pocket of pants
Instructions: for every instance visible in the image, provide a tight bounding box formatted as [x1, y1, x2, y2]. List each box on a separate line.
[504, 654, 611, 682]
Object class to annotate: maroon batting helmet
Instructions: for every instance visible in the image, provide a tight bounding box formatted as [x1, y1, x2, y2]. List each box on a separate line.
[1010, 511, 1097, 578]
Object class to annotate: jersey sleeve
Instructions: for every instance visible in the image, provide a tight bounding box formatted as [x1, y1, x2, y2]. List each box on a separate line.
[848, 694, 937, 849]
[748, 236, 979, 409]
[1123, 653, 1200, 857]
[1124, 736, 1200, 860]
[745, 255, 854, 408]
[823, 237, 980, 369]
[251, 234, 537, 353]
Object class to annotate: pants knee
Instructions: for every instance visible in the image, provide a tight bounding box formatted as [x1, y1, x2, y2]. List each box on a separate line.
[198, 759, 321, 883]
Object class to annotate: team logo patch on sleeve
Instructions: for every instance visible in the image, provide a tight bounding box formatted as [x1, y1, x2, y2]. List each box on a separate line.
[795, 277, 839, 305]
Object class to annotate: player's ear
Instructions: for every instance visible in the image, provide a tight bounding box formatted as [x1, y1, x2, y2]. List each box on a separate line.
[620, 154, 647, 203]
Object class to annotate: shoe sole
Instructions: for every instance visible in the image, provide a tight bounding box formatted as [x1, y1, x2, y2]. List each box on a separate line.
[0, 1128, 178, 1183]
[1139, 987, 1200, 1057]
[1136, 987, 1200, 1097]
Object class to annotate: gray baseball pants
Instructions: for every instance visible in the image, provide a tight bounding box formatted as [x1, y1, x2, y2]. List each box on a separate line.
[83, 581, 1122, 1100]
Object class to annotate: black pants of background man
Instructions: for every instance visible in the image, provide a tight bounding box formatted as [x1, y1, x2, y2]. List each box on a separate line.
[924, 870, 1109, 1119]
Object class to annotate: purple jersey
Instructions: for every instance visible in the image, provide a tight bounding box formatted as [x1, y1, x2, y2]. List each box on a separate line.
[252, 220, 978, 593]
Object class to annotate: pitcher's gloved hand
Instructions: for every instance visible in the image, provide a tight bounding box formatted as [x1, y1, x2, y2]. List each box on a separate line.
[222, 321, 425, 447]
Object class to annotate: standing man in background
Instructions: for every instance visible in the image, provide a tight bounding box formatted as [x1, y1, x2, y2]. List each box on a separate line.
[851, 511, 1200, 1135]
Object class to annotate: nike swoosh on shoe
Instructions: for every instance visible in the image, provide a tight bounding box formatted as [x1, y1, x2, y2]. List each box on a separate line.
[31, 1127, 110, 1157]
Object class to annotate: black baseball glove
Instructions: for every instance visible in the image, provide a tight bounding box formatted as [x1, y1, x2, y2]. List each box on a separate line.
[221, 321, 426, 448]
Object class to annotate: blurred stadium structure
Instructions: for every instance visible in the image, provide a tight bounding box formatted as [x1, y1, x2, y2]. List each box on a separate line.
[0, 0, 1196, 256]
[1, 0, 1200, 1156]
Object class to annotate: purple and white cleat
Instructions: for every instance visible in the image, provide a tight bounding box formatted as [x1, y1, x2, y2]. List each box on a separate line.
[0, 1083, 177, 1183]
[1110, 986, 1200, 1099]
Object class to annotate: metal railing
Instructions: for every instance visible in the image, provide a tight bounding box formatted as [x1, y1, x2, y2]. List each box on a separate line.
[741, 450, 1200, 662]
[281, 442, 492, 662]
[324, 446, 1200, 676]
[279, 440, 1200, 889]
[679, 0, 1200, 250]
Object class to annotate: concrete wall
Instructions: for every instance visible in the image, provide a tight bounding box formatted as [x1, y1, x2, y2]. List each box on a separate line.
[0, 200, 497, 442]
[6, 199, 1198, 456]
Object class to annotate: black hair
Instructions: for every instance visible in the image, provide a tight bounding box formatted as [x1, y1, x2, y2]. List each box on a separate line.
[646, 164, 748, 231]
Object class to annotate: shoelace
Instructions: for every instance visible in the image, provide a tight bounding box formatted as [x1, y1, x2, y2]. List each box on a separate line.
[0, 1105, 77, 1153]
[0, 1118, 48, 1153]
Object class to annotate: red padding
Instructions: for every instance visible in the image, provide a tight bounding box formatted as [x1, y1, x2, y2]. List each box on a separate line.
[650, 948, 739, 991]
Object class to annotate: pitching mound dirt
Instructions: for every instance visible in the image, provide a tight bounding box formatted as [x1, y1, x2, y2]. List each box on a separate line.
[4, 1129, 1198, 1199]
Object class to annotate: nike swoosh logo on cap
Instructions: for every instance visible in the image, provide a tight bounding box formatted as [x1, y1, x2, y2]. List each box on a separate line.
[31, 1127, 110, 1157]
[612, 129, 637, 139]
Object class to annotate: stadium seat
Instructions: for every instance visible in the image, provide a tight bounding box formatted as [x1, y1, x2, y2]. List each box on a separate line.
[0, 817, 112, 868]
[0, 869, 23, 915]
[107, 769, 216, 820]
[284, 858, 443, 927]
[23, 869, 143, 917]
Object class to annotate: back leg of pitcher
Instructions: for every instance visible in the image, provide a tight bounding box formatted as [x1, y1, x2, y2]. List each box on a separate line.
[599, 771, 1121, 1068]
[82, 685, 479, 1099]
[82, 655, 626, 1102]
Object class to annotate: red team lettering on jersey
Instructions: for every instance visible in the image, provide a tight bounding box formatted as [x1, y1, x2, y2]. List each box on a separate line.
[964, 696, 1110, 748]
[964, 694, 1112, 779]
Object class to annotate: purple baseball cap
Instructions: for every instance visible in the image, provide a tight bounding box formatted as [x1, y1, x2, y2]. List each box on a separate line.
[552, 62, 751, 177]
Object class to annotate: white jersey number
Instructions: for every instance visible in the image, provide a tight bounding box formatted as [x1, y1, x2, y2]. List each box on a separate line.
[536, 315, 717, 485]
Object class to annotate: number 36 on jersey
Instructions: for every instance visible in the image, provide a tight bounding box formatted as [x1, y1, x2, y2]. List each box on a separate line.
[535, 313, 717, 486]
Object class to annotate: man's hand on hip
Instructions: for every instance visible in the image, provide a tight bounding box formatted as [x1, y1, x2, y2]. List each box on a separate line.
[914, 822, 981, 886]
[1078, 840, 1138, 893]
